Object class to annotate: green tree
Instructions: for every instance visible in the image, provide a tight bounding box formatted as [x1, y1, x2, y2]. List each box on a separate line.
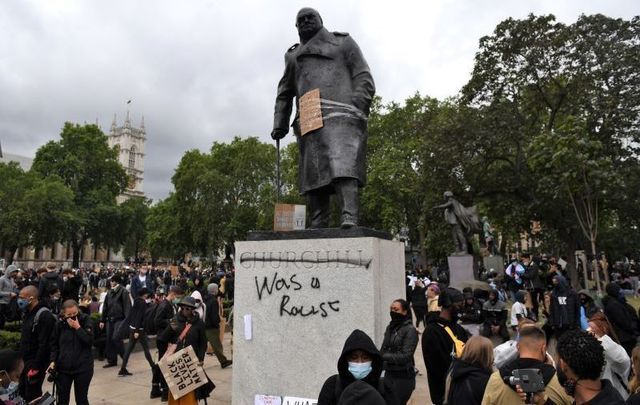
[0, 162, 74, 264]
[146, 194, 183, 262]
[120, 197, 151, 260]
[31, 123, 128, 267]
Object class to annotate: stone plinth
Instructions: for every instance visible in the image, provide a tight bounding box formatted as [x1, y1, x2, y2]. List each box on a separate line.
[232, 234, 405, 405]
[447, 254, 476, 290]
[483, 255, 505, 276]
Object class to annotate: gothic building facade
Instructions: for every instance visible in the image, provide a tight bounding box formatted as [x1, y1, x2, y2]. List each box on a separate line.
[108, 111, 146, 203]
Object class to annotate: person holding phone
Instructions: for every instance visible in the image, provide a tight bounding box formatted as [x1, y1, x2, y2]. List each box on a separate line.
[48, 299, 94, 405]
[0, 349, 26, 405]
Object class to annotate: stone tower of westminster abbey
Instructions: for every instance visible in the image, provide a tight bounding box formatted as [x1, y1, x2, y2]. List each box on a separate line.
[107, 111, 146, 202]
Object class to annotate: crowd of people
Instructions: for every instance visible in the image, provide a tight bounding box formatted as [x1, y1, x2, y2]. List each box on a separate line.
[0, 261, 234, 405]
[317, 253, 640, 405]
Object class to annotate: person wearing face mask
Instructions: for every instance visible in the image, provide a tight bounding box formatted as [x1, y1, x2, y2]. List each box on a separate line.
[481, 325, 572, 405]
[158, 297, 209, 405]
[318, 329, 399, 405]
[98, 274, 132, 369]
[555, 329, 625, 405]
[481, 289, 510, 342]
[379, 299, 418, 405]
[422, 287, 469, 405]
[48, 299, 94, 405]
[43, 285, 62, 315]
[131, 265, 155, 299]
[151, 285, 184, 401]
[119, 288, 156, 377]
[0, 265, 20, 329]
[16, 286, 55, 403]
[0, 349, 26, 405]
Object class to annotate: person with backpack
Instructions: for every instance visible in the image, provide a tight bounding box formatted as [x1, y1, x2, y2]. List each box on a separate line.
[99, 274, 131, 368]
[203, 283, 232, 369]
[421, 287, 468, 405]
[318, 329, 399, 405]
[17, 285, 56, 403]
[380, 299, 418, 405]
[48, 299, 94, 405]
[119, 287, 155, 377]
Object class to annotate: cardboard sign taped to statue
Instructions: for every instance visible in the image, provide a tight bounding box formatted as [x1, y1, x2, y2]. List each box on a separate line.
[158, 345, 207, 399]
[299, 88, 323, 135]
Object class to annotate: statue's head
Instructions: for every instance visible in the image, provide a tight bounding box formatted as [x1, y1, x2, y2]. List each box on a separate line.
[443, 191, 454, 200]
[296, 8, 323, 41]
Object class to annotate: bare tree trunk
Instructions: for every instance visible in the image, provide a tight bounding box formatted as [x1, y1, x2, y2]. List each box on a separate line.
[590, 238, 602, 295]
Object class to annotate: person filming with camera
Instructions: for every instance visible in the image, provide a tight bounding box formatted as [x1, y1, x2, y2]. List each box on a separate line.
[481, 325, 572, 405]
[48, 299, 94, 405]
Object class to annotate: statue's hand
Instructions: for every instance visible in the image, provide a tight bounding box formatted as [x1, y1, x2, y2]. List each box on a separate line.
[271, 128, 287, 140]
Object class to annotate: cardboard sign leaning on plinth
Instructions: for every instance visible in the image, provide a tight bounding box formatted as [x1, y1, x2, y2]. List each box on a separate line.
[158, 345, 207, 399]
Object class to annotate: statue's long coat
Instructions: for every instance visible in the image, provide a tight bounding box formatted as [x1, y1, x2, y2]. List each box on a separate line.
[273, 27, 375, 194]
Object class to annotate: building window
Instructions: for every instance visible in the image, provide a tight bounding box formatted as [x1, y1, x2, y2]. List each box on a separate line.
[129, 146, 136, 169]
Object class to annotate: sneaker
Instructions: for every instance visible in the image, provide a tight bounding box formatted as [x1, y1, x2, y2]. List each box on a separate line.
[102, 362, 117, 368]
[150, 385, 162, 399]
[221, 360, 233, 369]
[118, 368, 132, 377]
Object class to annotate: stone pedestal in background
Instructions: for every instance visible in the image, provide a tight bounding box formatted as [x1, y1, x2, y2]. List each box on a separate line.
[232, 229, 405, 405]
[483, 255, 505, 276]
[447, 254, 476, 290]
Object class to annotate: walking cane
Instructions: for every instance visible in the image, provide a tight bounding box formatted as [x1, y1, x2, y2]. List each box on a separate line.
[276, 138, 281, 202]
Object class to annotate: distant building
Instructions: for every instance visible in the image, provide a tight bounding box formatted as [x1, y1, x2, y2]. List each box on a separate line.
[0, 146, 33, 171]
[108, 111, 146, 202]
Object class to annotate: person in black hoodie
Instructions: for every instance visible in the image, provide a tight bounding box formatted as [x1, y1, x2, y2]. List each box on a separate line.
[421, 287, 468, 405]
[318, 329, 399, 405]
[548, 274, 580, 340]
[337, 380, 386, 405]
[48, 299, 94, 405]
[410, 280, 428, 329]
[603, 282, 639, 356]
[556, 329, 625, 405]
[17, 285, 56, 403]
[446, 335, 493, 405]
[38, 263, 63, 299]
[380, 299, 418, 405]
[119, 288, 155, 376]
[203, 283, 232, 368]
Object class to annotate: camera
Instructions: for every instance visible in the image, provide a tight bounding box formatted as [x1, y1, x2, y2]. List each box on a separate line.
[504, 368, 545, 393]
[46, 368, 57, 383]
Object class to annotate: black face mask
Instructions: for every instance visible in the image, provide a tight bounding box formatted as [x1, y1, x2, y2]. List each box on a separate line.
[556, 366, 577, 397]
[390, 311, 405, 322]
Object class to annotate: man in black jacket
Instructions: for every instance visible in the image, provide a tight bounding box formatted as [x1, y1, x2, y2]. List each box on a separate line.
[318, 329, 399, 405]
[522, 253, 545, 321]
[548, 275, 580, 341]
[38, 262, 63, 299]
[119, 288, 155, 376]
[150, 285, 183, 401]
[421, 287, 468, 405]
[60, 268, 83, 302]
[17, 285, 56, 402]
[99, 274, 131, 368]
[203, 283, 231, 368]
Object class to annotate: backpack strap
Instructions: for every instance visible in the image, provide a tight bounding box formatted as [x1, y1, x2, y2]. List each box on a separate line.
[439, 323, 465, 358]
[32, 307, 51, 332]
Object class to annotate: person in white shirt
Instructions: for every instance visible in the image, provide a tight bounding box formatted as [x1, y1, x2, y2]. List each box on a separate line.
[510, 290, 529, 329]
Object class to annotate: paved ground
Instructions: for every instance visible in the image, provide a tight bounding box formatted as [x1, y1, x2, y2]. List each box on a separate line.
[40, 329, 433, 404]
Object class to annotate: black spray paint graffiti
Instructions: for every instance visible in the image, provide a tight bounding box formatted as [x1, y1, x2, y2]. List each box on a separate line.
[254, 272, 339, 318]
[239, 249, 373, 269]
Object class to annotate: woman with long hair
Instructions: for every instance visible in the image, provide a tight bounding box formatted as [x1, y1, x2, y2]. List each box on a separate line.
[627, 346, 640, 404]
[446, 335, 494, 405]
[588, 312, 630, 400]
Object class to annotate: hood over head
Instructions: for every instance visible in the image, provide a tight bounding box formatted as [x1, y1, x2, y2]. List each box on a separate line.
[578, 289, 594, 301]
[337, 329, 383, 385]
[337, 380, 385, 405]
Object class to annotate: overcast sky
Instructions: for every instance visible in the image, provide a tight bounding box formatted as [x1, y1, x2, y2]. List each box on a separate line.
[1, 0, 636, 201]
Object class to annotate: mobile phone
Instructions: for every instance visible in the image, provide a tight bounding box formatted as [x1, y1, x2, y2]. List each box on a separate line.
[0, 370, 11, 389]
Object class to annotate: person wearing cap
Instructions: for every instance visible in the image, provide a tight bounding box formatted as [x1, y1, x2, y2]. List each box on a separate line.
[99, 274, 132, 368]
[157, 296, 208, 405]
[421, 287, 468, 405]
[203, 283, 232, 369]
[0, 264, 19, 329]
